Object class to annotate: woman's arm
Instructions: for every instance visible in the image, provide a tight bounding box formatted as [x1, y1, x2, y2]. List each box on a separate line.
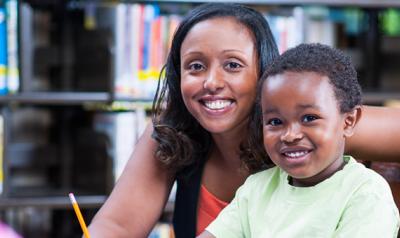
[87, 123, 175, 238]
[345, 105, 400, 162]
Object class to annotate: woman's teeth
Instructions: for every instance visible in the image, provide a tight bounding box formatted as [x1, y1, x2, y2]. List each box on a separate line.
[284, 151, 309, 158]
[204, 100, 232, 110]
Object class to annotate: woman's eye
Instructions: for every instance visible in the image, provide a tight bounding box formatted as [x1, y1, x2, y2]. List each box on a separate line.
[267, 118, 282, 126]
[188, 63, 204, 71]
[302, 115, 318, 123]
[225, 61, 243, 71]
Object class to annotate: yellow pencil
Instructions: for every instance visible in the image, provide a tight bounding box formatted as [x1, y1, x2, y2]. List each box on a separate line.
[69, 193, 91, 238]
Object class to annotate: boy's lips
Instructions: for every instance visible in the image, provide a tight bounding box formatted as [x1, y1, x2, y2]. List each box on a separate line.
[279, 147, 313, 162]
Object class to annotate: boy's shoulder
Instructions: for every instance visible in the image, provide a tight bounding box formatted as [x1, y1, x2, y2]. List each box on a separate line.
[345, 156, 393, 197]
[244, 166, 281, 189]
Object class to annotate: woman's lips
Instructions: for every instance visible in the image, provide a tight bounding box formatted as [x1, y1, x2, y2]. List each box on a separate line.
[202, 99, 233, 110]
[198, 97, 235, 116]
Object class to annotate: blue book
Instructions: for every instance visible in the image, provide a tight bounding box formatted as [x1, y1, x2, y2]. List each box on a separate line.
[0, 1, 7, 94]
[142, 5, 159, 74]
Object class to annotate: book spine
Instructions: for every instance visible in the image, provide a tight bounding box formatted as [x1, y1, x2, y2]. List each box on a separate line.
[0, 114, 3, 194]
[114, 3, 127, 95]
[5, 0, 19, 94]
[0, 2, 7, 95]
[129, 4, 141, 97]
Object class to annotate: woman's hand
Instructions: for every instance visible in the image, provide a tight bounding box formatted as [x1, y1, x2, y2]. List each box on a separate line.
[345, 105, 400, 162]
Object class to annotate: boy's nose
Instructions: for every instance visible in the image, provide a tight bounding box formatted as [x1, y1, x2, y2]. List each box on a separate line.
[203, 68, 224, 92]
[280, 124, 303, 143]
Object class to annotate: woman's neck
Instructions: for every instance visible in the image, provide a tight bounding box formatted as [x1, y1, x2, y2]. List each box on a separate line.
[201, 120, 250, 202]
[211, 123, 247, 166]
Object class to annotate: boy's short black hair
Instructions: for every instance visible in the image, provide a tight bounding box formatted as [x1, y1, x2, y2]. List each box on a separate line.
[261, 43, 362, 113]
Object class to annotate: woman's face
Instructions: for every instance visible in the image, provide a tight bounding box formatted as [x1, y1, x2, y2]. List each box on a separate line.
[180, 17, 258, 135]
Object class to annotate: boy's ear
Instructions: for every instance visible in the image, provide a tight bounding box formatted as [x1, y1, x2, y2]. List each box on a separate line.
[343, 106, 362, 138]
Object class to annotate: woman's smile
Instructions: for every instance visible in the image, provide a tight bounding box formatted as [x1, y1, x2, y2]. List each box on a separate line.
[199, 95, 235, 116]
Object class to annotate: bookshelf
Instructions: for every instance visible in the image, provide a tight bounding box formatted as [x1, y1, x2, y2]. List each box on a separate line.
[0, 0, 399, 237]
[70, 0, 400, 8]
[0, 195, 107, 209]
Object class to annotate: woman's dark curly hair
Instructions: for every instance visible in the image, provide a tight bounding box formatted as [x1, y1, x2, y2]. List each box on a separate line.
[248, 43, 363, 165]
[152, 3, 279, 174]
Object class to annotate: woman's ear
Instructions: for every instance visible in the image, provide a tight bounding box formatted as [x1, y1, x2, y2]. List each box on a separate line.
[343, 106, 362, 138]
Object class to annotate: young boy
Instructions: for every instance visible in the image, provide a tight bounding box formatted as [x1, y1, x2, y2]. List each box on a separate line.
[198, 43, 400, 238]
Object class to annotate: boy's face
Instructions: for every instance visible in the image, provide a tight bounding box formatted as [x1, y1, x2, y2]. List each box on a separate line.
[261, 71, 357, 187]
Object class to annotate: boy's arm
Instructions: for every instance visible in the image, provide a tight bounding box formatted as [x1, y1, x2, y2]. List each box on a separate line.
[199, 182, 250, 238]
[333, 179, 399, 238]
[197, 231, 216, 238]
[345, 105, 400, 162]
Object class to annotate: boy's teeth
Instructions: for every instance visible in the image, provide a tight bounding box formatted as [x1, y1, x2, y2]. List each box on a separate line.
[284, 151, 308, 158]
[204, 100, 232, 110]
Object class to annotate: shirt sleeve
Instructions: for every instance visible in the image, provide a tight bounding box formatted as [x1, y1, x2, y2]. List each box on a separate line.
[333, 177, 400, 238]
[205, 179, 251, 238]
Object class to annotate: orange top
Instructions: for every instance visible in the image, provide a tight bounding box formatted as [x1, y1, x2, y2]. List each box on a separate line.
[196, 184, 229, 236]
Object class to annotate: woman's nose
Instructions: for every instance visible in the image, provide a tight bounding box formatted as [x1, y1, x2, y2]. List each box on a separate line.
[203, 67, 224, 92]
[280, 124, 303, 143]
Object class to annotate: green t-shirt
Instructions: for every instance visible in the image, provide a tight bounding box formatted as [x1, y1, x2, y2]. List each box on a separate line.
[206, 156, 399, 238]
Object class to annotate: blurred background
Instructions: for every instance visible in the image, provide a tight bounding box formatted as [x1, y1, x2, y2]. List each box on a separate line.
[0, 0, 399, 237]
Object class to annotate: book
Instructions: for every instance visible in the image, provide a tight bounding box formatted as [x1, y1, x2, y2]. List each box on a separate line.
[93, 108, 149, 182]
[0, 115, 3, 194]
[5, 0, 19, 93]
[0, 1, 7, 94]
[111, 3, 180, 99]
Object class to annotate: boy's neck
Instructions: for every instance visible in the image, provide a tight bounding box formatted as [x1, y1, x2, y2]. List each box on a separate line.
[290, 157, 347, 187]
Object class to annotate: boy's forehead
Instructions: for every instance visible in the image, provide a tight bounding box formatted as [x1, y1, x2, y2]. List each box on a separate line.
[264, 71, 331, 90]
[262, 71, 338, 104]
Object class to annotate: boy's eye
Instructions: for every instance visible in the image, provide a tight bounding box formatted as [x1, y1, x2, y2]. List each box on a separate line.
[267, 118, 282, 126]
[302, 115, 318, 123]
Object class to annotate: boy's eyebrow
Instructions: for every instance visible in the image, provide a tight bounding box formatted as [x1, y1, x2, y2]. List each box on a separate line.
[263, 108, 278, 115]
[297, 104, 321, 110]
[263, 104, 321, 115]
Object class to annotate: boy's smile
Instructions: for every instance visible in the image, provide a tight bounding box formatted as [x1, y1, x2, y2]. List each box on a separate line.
[261, 71, 349, 187]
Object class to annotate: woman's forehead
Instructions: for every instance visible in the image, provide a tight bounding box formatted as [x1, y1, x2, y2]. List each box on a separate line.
[181, 17, 256, 53]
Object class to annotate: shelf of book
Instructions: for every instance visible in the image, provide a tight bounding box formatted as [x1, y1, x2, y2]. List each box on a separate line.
[0, 196, 174, 214]
[0, 92, 154, 105]
[105, 0, 400, 8]
[0, 195, 107, 209]
[0, 92, 111, 105]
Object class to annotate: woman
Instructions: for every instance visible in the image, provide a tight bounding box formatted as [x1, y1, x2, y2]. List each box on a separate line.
[88, 3, 400, 237]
